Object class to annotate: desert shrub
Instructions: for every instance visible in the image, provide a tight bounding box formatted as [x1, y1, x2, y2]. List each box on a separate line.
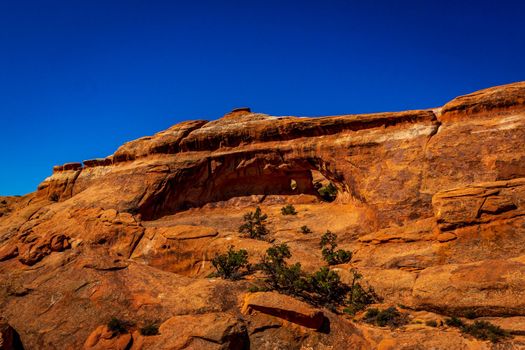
[258, 243, 308, 295]
[247, 285, 268, 293]
[344, 269, 378, 315]
[281, 204, 297, 215]
[320, 231, 352, 265]
[445, 316, 465, 328]
[257, 244, 370, 310]
[462, 320, 509, 343]
[307, 266, 349, 309]
[211, 246, 249, 280]
[107, 317, 128, 334]
[425, 320, 438, 327]
[464, 310, 477, 319]
[318, 182, 338, 202]
[300, 225, 312, 234]
[364, 307, 407, 328]
[239, 207, 269, 240]
[140, 322, 159, 336]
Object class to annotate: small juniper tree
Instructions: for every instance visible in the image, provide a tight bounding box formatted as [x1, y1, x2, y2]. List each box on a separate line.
[239, 206, 269, 240]
[320, 231, 352, 265]
[211, 246, 249, 280]
[258, 243, 307, 295]
[344, 269, 378, 315]
[308, 267, 349, 309]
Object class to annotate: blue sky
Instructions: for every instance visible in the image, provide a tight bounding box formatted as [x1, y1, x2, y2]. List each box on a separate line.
[1, 0, 524, 195]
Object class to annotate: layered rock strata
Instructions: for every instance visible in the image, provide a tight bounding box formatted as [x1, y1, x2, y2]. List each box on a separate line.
[1, 82, 525, 349]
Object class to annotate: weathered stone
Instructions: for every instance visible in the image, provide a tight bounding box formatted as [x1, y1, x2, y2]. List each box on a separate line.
[156, 225, 218, 240]
[242, 292, 326, 330]
[413, 257, 525, 316]
[0, 245, 18, 262]
[83, 325, 132, 350]
[0, 82, 525, 349]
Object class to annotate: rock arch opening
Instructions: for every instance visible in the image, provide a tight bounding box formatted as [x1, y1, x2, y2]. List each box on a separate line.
[137, 153, 346, 220]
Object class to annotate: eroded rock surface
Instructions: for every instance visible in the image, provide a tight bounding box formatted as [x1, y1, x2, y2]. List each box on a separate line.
[1, 82, 525, 349]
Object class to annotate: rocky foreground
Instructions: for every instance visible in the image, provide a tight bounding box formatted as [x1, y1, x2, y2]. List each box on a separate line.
[1, 82, 525, 349]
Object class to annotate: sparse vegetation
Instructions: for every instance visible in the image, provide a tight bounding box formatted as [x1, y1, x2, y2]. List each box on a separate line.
[317, 182, 338, 202]
[300, 225, 312, 234]
[256, 243, 376, 311]
[464, 310, 477, 319]
[247, 285, 268, 293]
[211, 246, 249, 280]
[257, 243, 308, 296]
[140, 322, 159, 336]
[364, 307, 407, 328]
[281, 204, 297, 215]
[445, 317, 510, 343]
[344, 269, 378, 315]
[320, 231, 352, 265]
[239, 206, 269, 240]
[308, 266, 349, 309]
[425, 320, 438, 327]
[445, 316, 465, 328]
[107, 317, 128, 334]
[462, 321, 509, 343]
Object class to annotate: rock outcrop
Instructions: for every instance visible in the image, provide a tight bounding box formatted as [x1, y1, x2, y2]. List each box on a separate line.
[0, 320, 23, 350]
[1, 82, 525, 349]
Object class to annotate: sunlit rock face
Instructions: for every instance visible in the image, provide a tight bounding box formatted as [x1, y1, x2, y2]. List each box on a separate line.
[1, 82, 525, 349]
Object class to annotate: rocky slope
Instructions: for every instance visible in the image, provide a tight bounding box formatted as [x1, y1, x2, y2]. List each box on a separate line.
[1, 82, 525, 349]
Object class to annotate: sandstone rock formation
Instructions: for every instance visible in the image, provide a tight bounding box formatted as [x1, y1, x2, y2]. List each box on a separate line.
[1, 82, 525, 349]
[0, 319, 23, 350]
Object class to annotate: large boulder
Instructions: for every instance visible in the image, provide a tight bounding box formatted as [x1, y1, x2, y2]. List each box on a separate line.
[242, 292, 326, 330]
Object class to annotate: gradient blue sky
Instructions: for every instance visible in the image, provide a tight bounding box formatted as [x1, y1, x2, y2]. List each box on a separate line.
[1, 0, 524, 195]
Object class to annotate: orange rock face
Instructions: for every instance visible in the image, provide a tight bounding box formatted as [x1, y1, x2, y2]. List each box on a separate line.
[1, 82, 525, 349]
[242, 292, 326, 330]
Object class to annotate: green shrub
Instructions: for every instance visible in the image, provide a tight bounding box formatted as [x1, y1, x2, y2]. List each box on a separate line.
[140, 322, 159, 336]
[318, 182, 338, 202]
[344, 269, 378, 315]
[281, 204, 297, 215]
[320, 231, 352, 265]
[445, 316, 465, 328]
[300, 225, 312, 234]
[211, 246, 249, 280]
[258, 244, 308, 295]
[364, 307, 407, 328]
[462, 320, 509, 343]
[464, 310, 477, 319]
[247, 285, 268, 293]
[425, 320, 438, 327]
[308, 266, 349, 309]
[445, 316, 511, 342]
[239, 207, 269, 240]
[257, 244, 371, 310]
[107, 317, 128, 334]
[364, 308, 379, 319]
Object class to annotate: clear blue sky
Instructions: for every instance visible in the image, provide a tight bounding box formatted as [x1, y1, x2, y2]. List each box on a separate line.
[1, 0, 524, 195]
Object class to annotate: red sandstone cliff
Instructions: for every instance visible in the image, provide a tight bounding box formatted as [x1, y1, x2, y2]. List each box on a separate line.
[1, 82, 525, 349]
